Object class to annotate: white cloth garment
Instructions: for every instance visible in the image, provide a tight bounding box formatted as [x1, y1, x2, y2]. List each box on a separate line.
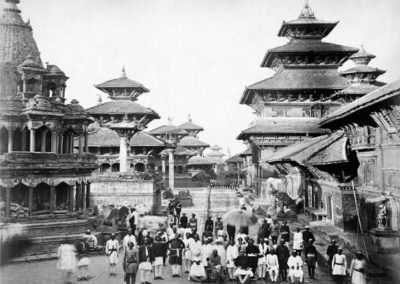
[57, 244, 77, 271]
[106, 239, 119, 264]
[226, 245, 239, 268]
[190, 240, 202, 262]
[332, 254, 347, 276]
[123, 234, 138, 249]
[293, 232, 303, 250]
[201, 244, 214, 266]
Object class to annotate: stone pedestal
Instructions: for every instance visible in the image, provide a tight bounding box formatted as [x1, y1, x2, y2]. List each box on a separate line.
[369, 228, 400, 253]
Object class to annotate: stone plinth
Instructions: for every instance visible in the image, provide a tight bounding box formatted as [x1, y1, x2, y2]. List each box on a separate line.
[90, 174, 159, 214]
[369, 228, 400, 253]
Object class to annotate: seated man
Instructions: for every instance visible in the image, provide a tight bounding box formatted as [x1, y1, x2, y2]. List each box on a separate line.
[189, 260, 207, 282]
[84, 230, 98, 251]
[234, 250, 253, 284]
[287, 251, 304, 283]
[266, 249, 279, 283]
[208, 249, 222, 280]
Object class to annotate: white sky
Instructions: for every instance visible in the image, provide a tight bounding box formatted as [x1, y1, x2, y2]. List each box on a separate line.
[6, 0, 400, 156]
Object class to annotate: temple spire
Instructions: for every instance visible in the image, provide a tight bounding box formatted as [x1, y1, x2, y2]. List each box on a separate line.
[188, 114, 192, 122]
[299, 0, 315, 18]
[121, 65, 126, 78]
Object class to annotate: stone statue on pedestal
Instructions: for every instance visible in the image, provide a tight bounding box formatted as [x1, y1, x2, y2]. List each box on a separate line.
[377, 203, 388, 229]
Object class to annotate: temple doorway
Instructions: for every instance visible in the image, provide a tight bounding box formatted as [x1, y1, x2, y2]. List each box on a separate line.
[33, 183, 50, 212]
[135, 163, 145, 172]
[112, 163, 120, 172]
[0, 127, 8, 154]
[11, 183, 29, 208]
[100, 163, 111, 173]
[55, 182, 69, 210]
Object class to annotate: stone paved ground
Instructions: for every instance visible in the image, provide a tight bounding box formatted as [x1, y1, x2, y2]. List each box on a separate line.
[0, 252, 337, 284]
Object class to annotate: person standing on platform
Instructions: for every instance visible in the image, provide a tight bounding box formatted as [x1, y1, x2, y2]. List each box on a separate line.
[123, 241, 139, 284]
[105, 233, 119, 276]
[180, 212, 188, 229]
[349, 251, 367, 284]
[128, 208, 139, 234]
[305, 239, 318, 279]
[123, 228, 138, 251]
[183, 232, 193, 274]
[168, 234, 185, 277]
[327, 240, 338, 276]
[189, 234, 202, 264]
[332, 247, 347, 284]
[205, 216, 214, 233]
[215, 217, 223, 237]
[138, 237, 154, 284]
[276, 239, 290, 281]
[189, 213, 198, 232]
[226, 239, 239, 281]
[227, 224, 236, 242]
[302, 226, 315, 255]
[280, 220, 290, 244]
[175, 200, 182, 223]
[152, 236, 166, 280]
[293, 227, 304, 255]
[168, 200, 175, 224]
[270, 220, 279, 245]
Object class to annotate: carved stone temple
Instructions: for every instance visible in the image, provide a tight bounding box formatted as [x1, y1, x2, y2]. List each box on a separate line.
[0, 0, 97, 253]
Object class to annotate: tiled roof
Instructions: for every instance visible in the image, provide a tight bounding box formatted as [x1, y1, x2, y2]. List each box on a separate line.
[237, 123, 327, 140]
[178, 121, 204, 131]
[241, 69, 348, 104]
[95, 75, 149, 92]
[148, 124, 188, 135]
[86, 127, 166, 147]
[332, 83, 384, 96]
[187, 155, 215, 166]
[341, 65, 385, 76]
[86, 100, 159, 118]
[261, 41, 358, 67]
[210, 145, 222, 151]
[86, 127, 119, 147]
[225, 155, 244, 164]
[308, 136, 348, 165]
[267, 131, 346, 165]
[239, 147, 252, 157]
[130, 132, 166, 147]
[174, 145, 195, 156]
[320, 79, 400, 126]
[178, 136, 209, 148]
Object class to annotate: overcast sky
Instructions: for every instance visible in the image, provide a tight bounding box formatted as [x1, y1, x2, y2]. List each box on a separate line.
[6, 0, 400, 156]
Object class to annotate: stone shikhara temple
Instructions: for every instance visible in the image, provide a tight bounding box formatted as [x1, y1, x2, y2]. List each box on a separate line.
[238, 0, 400, 263]
[0, 0, 97, 250]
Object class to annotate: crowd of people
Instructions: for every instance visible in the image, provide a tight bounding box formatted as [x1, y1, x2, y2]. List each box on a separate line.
[56, 210, 367, 284]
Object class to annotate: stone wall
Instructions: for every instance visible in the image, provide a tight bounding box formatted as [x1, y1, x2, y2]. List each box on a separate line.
[90, 179, 158, 214]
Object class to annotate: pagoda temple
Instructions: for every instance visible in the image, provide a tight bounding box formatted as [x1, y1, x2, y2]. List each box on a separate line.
[0, 0, 97, 252]
[86, 68, 160, 173]
[238, 0, 358, 194]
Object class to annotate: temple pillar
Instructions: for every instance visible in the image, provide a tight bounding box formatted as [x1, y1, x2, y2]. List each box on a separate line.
[5, 187, 11, 218]
[69, 184, 75, 211]
[21, 130, 27, 151]
[70, 133, 74, 153]
[161, 154, 166, 181]
[59, 134, 64, 154]
[84, 133, 89, 153]
[168, 149, 175, 190]
[81, 182, 87, 216]
[51, 131, 57, 153]
[41, 129, 47, 152]
[79, 133, 84, 154]
[28, 187, 34, 215]
[7, 128, 13, 153]
[29, 129, 35, 152]
[49, 186, 55, 214]
[76, 182, 82, 212]
[119, 136, 129, 173]
[86, 182, 91, 209]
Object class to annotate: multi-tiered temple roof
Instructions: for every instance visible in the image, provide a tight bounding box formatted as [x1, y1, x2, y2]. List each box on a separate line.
[238, 1, 358, 150]
[331, 45, 386, 103]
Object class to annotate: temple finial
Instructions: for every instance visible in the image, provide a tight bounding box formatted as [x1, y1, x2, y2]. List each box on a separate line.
[188, 114, 192, 122]
[360, 44, 365, 53]
[97, 94, 102, 104]
[168, 116, 172, 125]
[299, 0, 315, 18]
[121, 65, 126, 78]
